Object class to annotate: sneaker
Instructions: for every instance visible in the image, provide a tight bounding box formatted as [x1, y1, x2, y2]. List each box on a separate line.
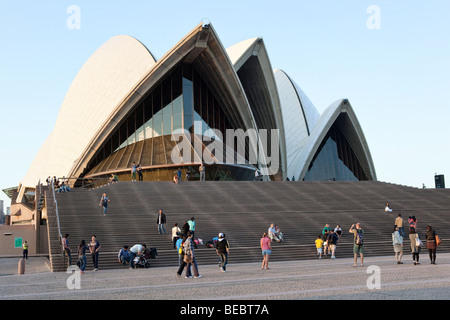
[331, 256, 336, 260]
[194, 275, 202, 278]
[177, 273, 181, 278]
[185, 276, 192, 278]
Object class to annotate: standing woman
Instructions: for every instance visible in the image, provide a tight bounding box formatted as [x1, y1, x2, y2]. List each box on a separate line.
[77, 240, 89, 274]
[392, 225, 404, 264]
[260, 232, 272, 270]
[425, 225, 438, 265]
[409, 227, 420, 265]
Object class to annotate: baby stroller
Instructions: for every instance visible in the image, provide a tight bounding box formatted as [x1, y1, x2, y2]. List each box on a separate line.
[133, 247, 158, 268]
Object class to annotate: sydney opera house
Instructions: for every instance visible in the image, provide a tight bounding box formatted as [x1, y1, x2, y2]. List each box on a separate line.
[10, 22, 377, 218]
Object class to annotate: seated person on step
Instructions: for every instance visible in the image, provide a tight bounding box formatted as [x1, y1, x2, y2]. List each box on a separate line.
[268, 223, 282, 242]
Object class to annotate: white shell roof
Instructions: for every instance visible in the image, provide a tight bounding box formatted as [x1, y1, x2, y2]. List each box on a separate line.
[274, 69, 320, 179]
[21, 35, 156, 188]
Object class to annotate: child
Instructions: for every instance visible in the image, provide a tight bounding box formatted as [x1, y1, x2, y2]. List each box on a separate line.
[315, 235, 324, 259]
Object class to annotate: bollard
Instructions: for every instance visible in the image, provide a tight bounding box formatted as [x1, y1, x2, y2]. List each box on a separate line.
[18, 258, 25, 275]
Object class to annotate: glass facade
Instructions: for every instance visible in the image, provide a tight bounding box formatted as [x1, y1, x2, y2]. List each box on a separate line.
[86, 63, 239, 175]
[303, 123, 368, 181]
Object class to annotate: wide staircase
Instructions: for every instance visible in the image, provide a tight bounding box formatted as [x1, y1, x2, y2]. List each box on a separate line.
[47, 181, 450, 271]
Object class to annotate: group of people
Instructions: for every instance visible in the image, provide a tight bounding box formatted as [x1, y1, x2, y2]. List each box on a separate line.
[130, 162, 143, 182]
[315, 224, 342, 260]
[392, 213, 440, 265]
[62, 234, 101, 273]
[46, 176, 71, 193]
[315, 222, 363, 267]
[268, 224, 284, 242]
[173, 164, 206, 184]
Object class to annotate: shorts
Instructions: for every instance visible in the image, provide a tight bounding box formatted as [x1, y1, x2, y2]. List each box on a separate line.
[317, 248, 323, 254]
[262, 249, 272, 256]
[353, 244, 364, 254]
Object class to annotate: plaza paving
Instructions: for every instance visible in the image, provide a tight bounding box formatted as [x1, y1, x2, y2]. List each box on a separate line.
[1, 253, 449, 301]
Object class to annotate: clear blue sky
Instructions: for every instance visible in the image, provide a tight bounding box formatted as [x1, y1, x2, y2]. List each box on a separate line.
[1, 0, 449, 208]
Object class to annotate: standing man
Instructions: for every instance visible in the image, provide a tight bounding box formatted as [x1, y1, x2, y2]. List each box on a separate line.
[199, 163, 205, 181]
[89, 235, 101, 271]
[99, 193, 110, 216]
[157, 209, 167, 235]
[349, 223, 364, 267]
[22, 240, 29, 260]
[131, 162, 137, 182]
[187, 217, 196, 238]
[395, 214, 405, 238]
[215, 233, 229, 272]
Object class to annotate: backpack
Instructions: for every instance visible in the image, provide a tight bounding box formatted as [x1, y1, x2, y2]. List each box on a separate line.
[355, 230, 364, 246]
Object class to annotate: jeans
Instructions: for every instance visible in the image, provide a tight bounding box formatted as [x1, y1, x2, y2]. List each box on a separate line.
[177, 255, 192, 277]
[398, 227, 405, 238]
[187, 256, 199, 277]
[158, 224, 166, 235]
[91, 252, 99, 269]
[129, 252, 136, 268]
[200, 172, 205, 181]
[120, 256, 130, 266]
[102, 206, 107, 215]
[64, 248, 72, 266]
[78, 256, 87, 271]
[218, 253, 228, 271]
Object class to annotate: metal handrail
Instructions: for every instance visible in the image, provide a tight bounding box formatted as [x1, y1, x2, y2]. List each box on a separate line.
[50, 181, 64, 254]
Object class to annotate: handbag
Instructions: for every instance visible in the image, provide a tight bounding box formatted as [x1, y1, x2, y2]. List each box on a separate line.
[183, 254, 192, 263]
[435, 235, 442, 247]
[415, 236, 423, 247]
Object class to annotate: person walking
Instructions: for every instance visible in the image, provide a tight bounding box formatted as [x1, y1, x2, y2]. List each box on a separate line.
[392, 225, 404, 264]
[183, 231, 201, 278]
[88, 235, 101, 271]
[99, 193, 110, 216]
[157, 209, 167, 235]
[425, 225, 438, 265]
[260, 232, 272, 270]
[77, 240, 89, 273]
[22, 241, 29, 260]
[215, 233, 229, 272]
[62, 233, 72, 266]
[409, 227, 421, 265]
[349, 223, 364, 267]
[176, 235, 192, 278]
